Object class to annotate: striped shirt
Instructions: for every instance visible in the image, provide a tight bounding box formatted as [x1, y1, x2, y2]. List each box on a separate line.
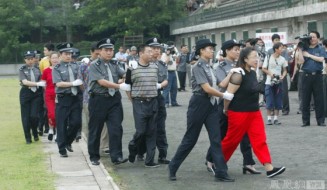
[125, 62, 158, 98]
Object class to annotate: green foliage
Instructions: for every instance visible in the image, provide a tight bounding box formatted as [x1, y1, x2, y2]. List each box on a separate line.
[0, 0, 187, 64]
[0, 78, 55, 190]
[79, 0, 186, 38]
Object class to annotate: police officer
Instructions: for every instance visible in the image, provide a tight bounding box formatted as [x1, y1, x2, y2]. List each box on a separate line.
[52, 43, 83, 157]
[125, 43, 161, 167]
[168, 39, 234, 182]
[19, 51, 46, 144]
[87, 38, 129, 165]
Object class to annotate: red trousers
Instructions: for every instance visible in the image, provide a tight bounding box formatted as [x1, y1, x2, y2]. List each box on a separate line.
[221, 110, 272, 165]
[45, 93, 56, 128]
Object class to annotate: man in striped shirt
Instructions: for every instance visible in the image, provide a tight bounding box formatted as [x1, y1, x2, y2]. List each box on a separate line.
[125, 43, 162, 168]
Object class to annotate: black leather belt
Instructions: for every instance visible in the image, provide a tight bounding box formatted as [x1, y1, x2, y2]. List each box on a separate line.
[57, 93, 76, 97]
[193, 92, 209, 97]
[133, 97, 155, 102]
[304, 71, 322, 75]
[92, 93, 113, 97]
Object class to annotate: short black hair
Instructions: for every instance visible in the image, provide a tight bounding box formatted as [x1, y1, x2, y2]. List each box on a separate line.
[137, 44, 150, 54]
[273, 42, 283, 52]
[272, 34, 281, 41]
[310, 31, 320, 39]
[322, 39, 327, 47]
[44, 43, 55, 51]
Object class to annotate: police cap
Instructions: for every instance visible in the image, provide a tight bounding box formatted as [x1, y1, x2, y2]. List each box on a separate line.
[221, 39, 241, 51]
[24, 51, 35, 58]
[57, 42, 74, 52]
[97, 38, 115, 49]
[195, 39, 216, 54]
[145, 37, 161, 47]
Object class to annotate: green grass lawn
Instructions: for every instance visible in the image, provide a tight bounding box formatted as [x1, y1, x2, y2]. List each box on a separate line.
[0, 78, 54, 190]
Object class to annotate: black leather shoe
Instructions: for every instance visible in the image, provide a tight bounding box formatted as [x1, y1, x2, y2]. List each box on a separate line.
[60, 153, 68, 158]
[318, 123, 326, 127]
[215, 174, 235, 182]
[48, 134, 53, 141]
[145, 162, 160, 168]
[26, 140, 32, 144]
[66, 145, 73, 152]
[243, 166, 261, 174]
[301, 124, 310, 127]
[158, 158, 170, 164]
[137, 155, 144, 161]
[38, 130, 43, 136]
[168, 165, 177, 181]
[205, 161, 216, 175]
[282, 111, 289, 116]
[91, 160, 100, 165]
[113, 158, 128, 165]
[267, 166, 286, 178]
[34, 137, 39, 142]
[171, 103, 181, 107]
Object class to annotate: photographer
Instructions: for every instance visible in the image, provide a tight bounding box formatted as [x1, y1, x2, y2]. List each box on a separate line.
[161, 44, 181, 107]
[262, 42, 288, 125]
[297, 31, 327, 127]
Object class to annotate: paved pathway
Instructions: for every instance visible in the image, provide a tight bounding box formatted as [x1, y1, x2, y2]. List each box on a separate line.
[42, 134, 119, 190]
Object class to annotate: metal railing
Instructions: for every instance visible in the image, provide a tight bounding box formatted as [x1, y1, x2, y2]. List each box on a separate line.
[170, 0, 322, 32]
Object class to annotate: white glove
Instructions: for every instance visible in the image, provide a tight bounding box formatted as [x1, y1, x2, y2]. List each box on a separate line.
[129, 60, 138, 69]
[222, 91, 234, 101]
[156, 83, 161, 89]
[230, 68, 245, 75]
[72, 79, 83, 86]
[119, 83, 131, 91]
[36, 81, 46, 87]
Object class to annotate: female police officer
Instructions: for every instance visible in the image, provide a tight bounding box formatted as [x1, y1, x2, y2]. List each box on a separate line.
[19, 51, 46, 144]
[52, 43, 83, 157]
[168, 39, 235, 182]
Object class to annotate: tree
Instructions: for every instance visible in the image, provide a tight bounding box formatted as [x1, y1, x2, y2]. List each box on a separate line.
[78, 0, 186, 39]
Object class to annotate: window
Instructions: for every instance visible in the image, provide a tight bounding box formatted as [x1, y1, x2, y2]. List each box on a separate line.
[181, 38, 185, 45]
[243, 31, 249, 40]
[195, 36, 198, 42]
[256, 29, 262, 33]
[221, 33, 225, 43]
[211, 33, 216, 43]
[231, 32, 236, 40]
[188, 37, 192, 51]
[271, 28, 278, 32]
[323, 22, 327, 41]
[308, 21, 317, 32]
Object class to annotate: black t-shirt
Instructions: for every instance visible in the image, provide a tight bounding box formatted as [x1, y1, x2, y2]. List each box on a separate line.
[229, 69, 259, 112]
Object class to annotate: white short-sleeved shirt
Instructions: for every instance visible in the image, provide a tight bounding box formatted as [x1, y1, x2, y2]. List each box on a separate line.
[263, 55, 287, 85]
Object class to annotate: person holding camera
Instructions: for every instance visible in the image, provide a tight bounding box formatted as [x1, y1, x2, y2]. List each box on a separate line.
[297, 31, 327, 127]
[262, 42, 288, 125]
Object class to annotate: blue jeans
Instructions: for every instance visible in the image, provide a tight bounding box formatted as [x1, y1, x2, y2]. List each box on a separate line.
[163, 71, 178, 105]
[265, 83, 283, 110]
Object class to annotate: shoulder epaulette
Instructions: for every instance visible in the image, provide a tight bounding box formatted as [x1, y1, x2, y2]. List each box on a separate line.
[95, 59, 101, 66]
[219, 61, 227, 67]
[19, 65, 26, 71]
[54, 64, 61, 69]
[110, 60, 118, 65]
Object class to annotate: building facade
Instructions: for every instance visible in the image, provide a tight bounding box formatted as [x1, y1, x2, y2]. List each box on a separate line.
[171, 0, 327, 49]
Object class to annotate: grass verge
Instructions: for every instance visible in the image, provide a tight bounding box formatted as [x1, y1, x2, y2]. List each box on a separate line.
[0, 78, 55, 190]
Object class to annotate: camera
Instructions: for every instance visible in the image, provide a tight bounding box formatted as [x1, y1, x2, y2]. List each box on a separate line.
[297, 34, 312, 50]
[271, 75, 280, 86]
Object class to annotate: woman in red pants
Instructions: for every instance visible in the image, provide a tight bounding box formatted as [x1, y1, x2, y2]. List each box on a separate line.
[222, 47, 285, 178]
[41, 51, 60, 141]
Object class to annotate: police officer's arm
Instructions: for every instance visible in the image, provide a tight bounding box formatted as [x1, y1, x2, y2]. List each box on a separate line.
[201, 83, 225, 98]
[52, 67, 80, 88]
[19, 69, 41, 87]
[223, 73, 242, 112]
[124, 69, 132, 100]
[97, 79, 120, 89]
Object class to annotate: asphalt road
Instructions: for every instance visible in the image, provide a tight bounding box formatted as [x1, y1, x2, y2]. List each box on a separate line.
[96, 89, 327, 190]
